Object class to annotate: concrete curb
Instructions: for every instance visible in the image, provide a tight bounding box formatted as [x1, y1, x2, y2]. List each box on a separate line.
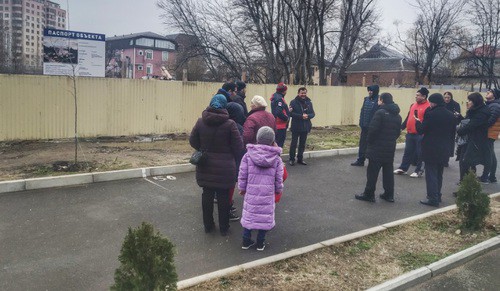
[1, 143, 397, 194]
[177, 192, 500, 290]
[367, 236, 500, 291]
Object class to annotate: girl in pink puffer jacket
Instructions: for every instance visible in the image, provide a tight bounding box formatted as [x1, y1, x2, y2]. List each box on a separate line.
[238, 126, 284, 251]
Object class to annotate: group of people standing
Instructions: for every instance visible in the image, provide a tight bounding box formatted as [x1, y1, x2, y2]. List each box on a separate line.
[190, 81, 315, 250]
[353, 86, 500, 207]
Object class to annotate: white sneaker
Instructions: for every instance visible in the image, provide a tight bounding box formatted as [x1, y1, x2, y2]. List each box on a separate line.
[410, 171, 424, 178]
[394, 169, 407, 175]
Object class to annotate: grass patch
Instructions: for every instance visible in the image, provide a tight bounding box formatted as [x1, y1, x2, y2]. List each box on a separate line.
[348, 240, 375, 255]
[187, 199, 500, 290]
[397, 252, 444, 271]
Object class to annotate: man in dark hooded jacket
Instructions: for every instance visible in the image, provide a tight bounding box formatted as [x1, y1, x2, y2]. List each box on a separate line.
[355, 93, 402, 203]
[351, 85, 380, 166]
[217, 82, 237, 103]
[415, 93, 456, 207]
[232, 81, 249, 117]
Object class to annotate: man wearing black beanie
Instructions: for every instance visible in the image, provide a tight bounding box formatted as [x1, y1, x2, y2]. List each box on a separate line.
[415, 93, 456, 207]
[233, 81, 249, 117]
[394, 87, 430, 178]
[351, 85, 380, 166]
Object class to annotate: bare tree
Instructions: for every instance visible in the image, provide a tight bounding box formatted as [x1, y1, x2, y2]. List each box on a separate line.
[157, 0, 379, 85]
[400, 0, 465, 85]
[158, 0, 248, 81]
[459, 0, 500, 89]
[312, 0, 337, 85]
[326, 0, 378, 85]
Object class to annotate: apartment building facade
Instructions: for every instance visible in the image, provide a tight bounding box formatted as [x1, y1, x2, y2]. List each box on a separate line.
[0, 0, 66, 71]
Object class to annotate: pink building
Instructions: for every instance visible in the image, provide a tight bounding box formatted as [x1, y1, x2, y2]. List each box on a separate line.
[106, 32, 177, 79]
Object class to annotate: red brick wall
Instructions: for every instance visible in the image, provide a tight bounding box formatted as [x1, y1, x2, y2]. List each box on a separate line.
[346, 71, 416, 87]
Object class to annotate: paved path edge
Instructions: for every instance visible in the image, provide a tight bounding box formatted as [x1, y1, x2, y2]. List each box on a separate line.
[0, 144, 405, 194]
[176, 192, 500, 290]
[366, 236, 500, 291]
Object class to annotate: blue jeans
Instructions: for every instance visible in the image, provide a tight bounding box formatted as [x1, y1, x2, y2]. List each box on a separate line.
[243, 228, 267, 243]
[356, 127, 369, 162]
[398, 133, 424, 172]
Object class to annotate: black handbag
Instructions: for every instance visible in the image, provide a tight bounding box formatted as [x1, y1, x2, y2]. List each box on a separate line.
[189, 150, 206, 165]
[189, 127, 218, 166]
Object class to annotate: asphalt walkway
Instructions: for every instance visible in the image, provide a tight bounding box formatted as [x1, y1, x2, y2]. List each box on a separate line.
[1, 149, 499, 290]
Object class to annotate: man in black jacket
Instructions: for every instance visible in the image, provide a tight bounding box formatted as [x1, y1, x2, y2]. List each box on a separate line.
[288, 87, 315, 166]
[233, 81, 249, 117]
[415, 93, 456, 207]
[355, 93, 402, 203]
[351, 85, 379, 166]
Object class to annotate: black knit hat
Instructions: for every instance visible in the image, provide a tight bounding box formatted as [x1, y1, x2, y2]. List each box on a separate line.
[236, 81, 246, 91]
[417, 87, 429, 97]
[222, 82, 236, 92]
[428, 93, 445, 105]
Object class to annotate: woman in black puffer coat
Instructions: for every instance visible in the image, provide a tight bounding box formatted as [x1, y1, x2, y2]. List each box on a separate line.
[190, 94, 243, 236]
[456, 92, 490, 181]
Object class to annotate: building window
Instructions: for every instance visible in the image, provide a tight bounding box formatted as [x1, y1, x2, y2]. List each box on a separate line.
[138, 50, 143, 56]
[145, 50, 153, 60]
[162, 51, 169, 61]
[372, 75, 379, 84]
[137, 65, 143, 71]
[146, 64, 153, 75]
[136, 37, 154, 47]
[155, 39, 175, 49]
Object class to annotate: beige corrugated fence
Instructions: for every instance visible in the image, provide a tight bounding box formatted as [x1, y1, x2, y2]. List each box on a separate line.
[0, 74, 470, 141]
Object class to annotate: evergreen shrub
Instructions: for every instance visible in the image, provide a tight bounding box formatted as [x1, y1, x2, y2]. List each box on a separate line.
[456, 171, 491, 231]
[111, 222, 177, 291]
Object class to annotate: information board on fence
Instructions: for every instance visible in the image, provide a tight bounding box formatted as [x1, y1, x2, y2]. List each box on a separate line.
[43, 28, 105, 77]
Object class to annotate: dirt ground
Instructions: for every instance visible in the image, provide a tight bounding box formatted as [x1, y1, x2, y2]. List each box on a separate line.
[0, 126, 364, 181]
[187, 197, 500, 291]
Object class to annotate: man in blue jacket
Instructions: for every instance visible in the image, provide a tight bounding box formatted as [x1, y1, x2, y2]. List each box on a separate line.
[351, 85, 379, 166]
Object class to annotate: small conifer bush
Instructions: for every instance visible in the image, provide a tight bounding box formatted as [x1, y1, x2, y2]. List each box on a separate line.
[456, 171, 491, 231]
[111, 222, 178, 291]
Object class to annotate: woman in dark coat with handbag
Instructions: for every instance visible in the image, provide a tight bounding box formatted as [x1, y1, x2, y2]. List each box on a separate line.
[189, 94, 244, 236]
[456, 92, 490, 182]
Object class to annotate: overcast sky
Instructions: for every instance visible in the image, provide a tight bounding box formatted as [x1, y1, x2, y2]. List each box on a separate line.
[60, 0, 415, 44]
